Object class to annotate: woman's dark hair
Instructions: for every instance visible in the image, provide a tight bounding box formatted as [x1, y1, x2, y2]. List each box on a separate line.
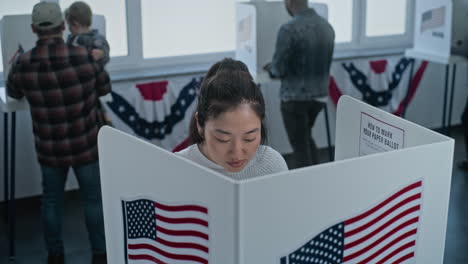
[189, 58, 267, 145]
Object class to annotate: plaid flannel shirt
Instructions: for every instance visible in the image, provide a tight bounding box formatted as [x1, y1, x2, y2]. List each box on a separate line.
[7, 37, 111, 167]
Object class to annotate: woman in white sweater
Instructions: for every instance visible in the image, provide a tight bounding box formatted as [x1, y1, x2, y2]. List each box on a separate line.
[177, 58, 288, 180]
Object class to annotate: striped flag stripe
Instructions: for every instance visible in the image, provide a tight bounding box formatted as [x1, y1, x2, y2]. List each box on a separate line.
[128, 243, 208, 264]
[128, 254, 168, 264]
[344, 207, 420, 249]
[155, 237, 209, 253]
[129, 238, 208, 260]
[344, 229, 417, 263]
[156, 232, 208, 247]
[345, 195, 421, 237]
[155, 214, 208, 227]
[393, 252, 415, 264]
[376, 241, 416, 264]
[345, 181, 422, 225]
[155, 202, 208, 214]
[344, 218, 418, 258]
[345, 187, 421, 232]
[156, 225, 209, 240]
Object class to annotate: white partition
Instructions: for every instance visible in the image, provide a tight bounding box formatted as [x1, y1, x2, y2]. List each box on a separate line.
[405, 0, 468, 63]
[0, 14, 106, 112]
[99, 95, 453, 263]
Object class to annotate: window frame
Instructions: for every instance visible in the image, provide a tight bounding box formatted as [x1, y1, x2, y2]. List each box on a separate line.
[357, 0, 414, 50]
[1, 0, 416, 80]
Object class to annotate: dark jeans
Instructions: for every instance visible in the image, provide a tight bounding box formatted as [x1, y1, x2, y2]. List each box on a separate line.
[463, 99, 468, 158]
[40, 161, 106, 255]
[281, 100, 324, 169]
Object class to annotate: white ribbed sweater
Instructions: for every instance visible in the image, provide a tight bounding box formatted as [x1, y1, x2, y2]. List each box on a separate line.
[176, 144, 288, 181]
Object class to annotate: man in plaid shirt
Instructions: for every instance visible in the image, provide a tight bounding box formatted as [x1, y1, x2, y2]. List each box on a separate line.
[7, 2, 110, 264]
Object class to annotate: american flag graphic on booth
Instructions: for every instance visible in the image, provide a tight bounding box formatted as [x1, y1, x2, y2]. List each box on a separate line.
[122, 199, 209, 264]
[280, 180, 423, 264]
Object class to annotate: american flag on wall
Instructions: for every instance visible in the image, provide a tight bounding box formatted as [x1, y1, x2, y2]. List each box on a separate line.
[122, 199, 210, 264]
[107, 77, 203, 152]
[329, 57, 428, 116]
[280, 180, 423, 264]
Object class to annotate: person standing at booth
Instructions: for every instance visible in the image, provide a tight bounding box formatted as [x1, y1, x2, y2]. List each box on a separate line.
[177, 58, 288, 180]
[65, 1, 113, 127]
[7, 2, 110, 264]
[264, 0, 335, 168]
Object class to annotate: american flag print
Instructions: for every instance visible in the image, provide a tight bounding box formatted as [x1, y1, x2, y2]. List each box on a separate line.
[421, 6, 446, 32]
[122, 199, 210, 264]
[280, 180, 423, 264]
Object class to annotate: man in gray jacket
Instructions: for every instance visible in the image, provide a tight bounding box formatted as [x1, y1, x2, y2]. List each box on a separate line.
[265, 0, 335, 168]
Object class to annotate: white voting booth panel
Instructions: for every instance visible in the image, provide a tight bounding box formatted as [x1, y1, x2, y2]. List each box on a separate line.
[99, 96, 453, 263]
[236, 2, 330, 154]
[98, 128, 238, 264]
[0, 14, 106, 112]
[405, 0, 468, 63]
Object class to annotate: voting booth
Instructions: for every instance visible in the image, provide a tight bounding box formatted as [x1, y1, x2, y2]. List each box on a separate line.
[99, 95, 453, 263]
[405, 0, 468, 134]
[404, 0, 468, 63]
[235, 1, 330, 154]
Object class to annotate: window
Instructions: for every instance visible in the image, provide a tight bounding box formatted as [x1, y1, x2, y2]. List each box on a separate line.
[365, 0, 407, 37]
[0, 0, 415, 80]
[0, 0, 39, 73]
[60, 0, 128, 57]
[265, 0, 353, 44]
[141, 0, 237, 59]
[315, 0, 353, 43]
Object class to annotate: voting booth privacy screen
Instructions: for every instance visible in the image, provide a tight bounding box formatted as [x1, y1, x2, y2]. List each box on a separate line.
[406, 0, 468, 63]
[99, 96, 453, 263]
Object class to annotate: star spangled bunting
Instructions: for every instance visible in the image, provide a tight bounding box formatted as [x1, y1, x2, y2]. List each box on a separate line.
[107, 77, 202, 140]
[329, 58, 429, 117]
[280, 180, 422, 264]
[342, 58, 412, 107]
[122, 199, 209, 264]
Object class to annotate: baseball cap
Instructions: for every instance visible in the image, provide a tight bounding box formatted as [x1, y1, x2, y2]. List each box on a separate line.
[32, 2, 64, 30]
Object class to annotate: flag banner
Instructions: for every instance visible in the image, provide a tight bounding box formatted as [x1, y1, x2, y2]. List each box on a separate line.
[106, 77, 202, 152]
[122, 198, 210, 264]
[329, 57, 429, 116]
[280, 180, 423, 264]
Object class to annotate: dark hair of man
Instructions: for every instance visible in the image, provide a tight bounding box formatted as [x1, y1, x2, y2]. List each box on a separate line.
[189, 61, 267, 145]
[34, 23, 64, 37]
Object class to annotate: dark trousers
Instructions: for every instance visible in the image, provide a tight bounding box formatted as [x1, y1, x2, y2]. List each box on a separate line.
[40, 161, 106, 255]
[281, 100, 323, 169]
[463, 99, 468, 158]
